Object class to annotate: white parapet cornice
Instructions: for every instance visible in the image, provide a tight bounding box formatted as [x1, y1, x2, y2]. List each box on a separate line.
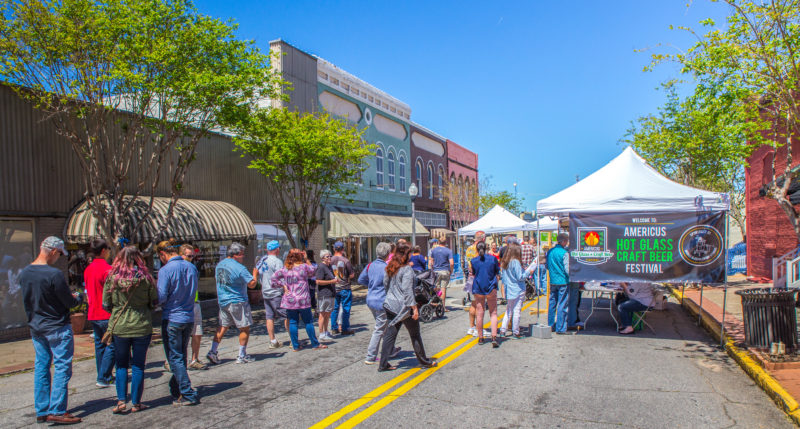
[316, 57, 411, 123]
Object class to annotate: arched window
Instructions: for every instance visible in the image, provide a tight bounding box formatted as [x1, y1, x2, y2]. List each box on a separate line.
[387, 151, 395, 191]
[376, 147, 384, 188]
[416, 160, 423, 197]
[398, 155, 406, 192]
[427, 163, 434, 199]
[437, 166, 444, 201]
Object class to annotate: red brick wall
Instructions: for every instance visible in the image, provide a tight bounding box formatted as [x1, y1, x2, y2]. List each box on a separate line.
[746, 139, 800, 278]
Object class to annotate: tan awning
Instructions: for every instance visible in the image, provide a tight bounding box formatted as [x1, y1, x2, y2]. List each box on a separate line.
[65, 196, 256, 244]
[328, 211, 429, 238]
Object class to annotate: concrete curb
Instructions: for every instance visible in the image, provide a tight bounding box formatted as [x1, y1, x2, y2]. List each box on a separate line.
[669, 286, 800, 426]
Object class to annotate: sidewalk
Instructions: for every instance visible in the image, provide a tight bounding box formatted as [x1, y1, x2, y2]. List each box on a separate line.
[672, 276, 800, 425]
[0, 287, 370, 377]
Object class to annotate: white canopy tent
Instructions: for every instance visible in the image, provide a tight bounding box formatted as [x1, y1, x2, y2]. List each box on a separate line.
[537, 146, 729, 216]
[458, 205, 537, 236]
[534, 146, 731, 342]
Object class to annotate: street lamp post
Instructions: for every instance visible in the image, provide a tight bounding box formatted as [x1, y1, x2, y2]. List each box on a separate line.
[409, 183, 418, 247]
[513, 182, 517, 199]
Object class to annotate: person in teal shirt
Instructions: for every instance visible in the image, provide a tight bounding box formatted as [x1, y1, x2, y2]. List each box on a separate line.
[208, 243, 256, 365]
[546, 233, 570, 333]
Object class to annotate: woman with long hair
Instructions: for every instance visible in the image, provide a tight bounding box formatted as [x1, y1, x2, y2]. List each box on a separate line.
[102, 246, 158, 414]
[500, 242, 525, 339]
[271, 249, 327, 351]
[378, 243, 437, 371]
[471, 242, 501, 347]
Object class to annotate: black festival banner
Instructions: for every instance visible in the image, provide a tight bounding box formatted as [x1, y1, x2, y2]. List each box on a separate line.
[568, 211, 726, 283]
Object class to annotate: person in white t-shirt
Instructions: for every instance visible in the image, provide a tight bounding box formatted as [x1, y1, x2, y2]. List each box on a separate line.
[617, 282, 654, 335]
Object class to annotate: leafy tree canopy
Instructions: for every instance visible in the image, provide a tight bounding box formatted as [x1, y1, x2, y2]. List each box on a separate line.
[232, 108, 373, 249]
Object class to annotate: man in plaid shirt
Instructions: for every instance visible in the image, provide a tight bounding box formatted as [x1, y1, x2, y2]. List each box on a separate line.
[521, 236, 543, 294]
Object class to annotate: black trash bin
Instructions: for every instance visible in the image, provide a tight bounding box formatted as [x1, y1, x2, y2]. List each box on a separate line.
[736, 288, 798, 352]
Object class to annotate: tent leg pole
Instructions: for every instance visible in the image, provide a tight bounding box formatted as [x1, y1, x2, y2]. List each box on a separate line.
[698, 284, 704, 326]
[536, 218, 541, 324]
[721, 286, 728, 348]
[681, 283, 686, 308]
[721, 211, 730, 348]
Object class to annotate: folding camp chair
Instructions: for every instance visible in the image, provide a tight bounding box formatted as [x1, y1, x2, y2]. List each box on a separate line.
[631, 287, 661, 334]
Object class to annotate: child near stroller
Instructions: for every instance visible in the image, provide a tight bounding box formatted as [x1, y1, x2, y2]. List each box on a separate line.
[414, 270, 444, 322]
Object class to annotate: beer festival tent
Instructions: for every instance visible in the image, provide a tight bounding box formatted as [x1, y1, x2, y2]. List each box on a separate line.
[535, 146, 731, 341]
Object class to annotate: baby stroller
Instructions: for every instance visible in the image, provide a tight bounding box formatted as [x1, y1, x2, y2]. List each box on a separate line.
[414, 270, 444, 322]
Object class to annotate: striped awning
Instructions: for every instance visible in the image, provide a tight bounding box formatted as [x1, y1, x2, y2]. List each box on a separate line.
[65, 196, 256, 244]
[328, 211, 429, 238]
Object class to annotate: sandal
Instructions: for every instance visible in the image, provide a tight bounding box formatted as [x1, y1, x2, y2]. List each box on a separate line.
[313, 344, 328, 350]
[131, 403, 148, 413]
[378, 365, 397, 372]
[420, 360, 438, 368]
[491, 337, 500, 348]
[112, 401, 128, 414]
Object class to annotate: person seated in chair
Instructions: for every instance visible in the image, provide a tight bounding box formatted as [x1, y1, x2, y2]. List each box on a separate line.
[617, 282, 654, 335]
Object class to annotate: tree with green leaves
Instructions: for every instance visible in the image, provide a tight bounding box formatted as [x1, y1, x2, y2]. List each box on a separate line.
[478, 176, 525, 216]
[0, 0, 281, 249]
[622, 79, 765, 241]
[649, 0, 800, 239]
[232, 108, 373, 249]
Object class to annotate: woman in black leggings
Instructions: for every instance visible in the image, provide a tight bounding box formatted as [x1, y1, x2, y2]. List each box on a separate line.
[378, 243, 437, 371]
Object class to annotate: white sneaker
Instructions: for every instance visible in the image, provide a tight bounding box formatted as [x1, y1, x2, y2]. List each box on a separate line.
[206, 351, 220, 365]
[269, 340, 283, 349]
[236, 354, 254, 364]
[483, 329, 492, 336]
[467, 327, 476, 336]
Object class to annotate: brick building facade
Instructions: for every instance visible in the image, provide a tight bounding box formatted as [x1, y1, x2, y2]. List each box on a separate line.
[745, 136, 800, 279]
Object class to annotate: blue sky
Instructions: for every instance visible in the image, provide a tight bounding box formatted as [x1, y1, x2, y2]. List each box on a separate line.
[195, 0, 731, 212]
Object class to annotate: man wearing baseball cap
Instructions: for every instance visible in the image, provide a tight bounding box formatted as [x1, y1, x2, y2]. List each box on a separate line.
[18, 236, 83, 424]
[254, 240, 289, 348]
[330, 241, 355, 335]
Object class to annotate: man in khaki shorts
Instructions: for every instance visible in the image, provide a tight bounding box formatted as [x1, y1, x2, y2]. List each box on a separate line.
[179, 244, 207, 370]
[207, 243, 256, 365]
[428, 238, 454, 312]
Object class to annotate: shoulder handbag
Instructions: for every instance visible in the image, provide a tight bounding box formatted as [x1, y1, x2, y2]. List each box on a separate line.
[101, 285, 135, 346]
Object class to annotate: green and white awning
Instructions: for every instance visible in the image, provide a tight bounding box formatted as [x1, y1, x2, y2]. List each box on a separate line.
[328, 211, 428, 238]
[65, 196, 256, 244]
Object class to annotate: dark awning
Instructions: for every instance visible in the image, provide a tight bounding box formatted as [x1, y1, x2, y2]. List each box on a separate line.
[65, 196, 256, 244]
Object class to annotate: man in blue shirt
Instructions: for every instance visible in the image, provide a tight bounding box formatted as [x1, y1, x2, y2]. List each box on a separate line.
[546, 233, 571, 334]
[358, 242, 399, 364]
[156, 240, 200, 406]
[428, 238, 454, 312]
[208, 243, 256, 365]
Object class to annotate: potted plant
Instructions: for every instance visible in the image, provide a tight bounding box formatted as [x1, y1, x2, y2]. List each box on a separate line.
[69, 302, 88, 334]
[248, 283, 263, 306]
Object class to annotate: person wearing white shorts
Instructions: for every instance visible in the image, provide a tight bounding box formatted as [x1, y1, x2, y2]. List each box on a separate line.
[189, 302, 207, 370]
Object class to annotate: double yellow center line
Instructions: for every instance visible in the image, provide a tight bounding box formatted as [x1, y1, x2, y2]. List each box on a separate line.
[312, 297, 541, 428]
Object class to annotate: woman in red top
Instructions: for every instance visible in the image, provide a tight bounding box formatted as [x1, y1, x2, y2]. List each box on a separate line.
[83, 239, 114, 388]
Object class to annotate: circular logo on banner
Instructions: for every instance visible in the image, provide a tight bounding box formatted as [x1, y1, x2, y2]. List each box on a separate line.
[678, 225, 723, 266]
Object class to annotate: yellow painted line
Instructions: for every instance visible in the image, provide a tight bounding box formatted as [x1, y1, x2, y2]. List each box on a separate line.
[309, 368, 420, 429]
[432, 334, 472, 359]
[335, 338, 479, 428]
[314, 295, 542, 429]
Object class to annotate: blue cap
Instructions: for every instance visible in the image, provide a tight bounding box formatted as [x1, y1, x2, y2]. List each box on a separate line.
[266, 240, 280, 251]
[334, 241, 344, 250]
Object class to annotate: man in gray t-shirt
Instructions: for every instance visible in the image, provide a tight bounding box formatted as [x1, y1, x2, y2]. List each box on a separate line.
[253, 241, 289, 348]
[330, 241, 355, 335]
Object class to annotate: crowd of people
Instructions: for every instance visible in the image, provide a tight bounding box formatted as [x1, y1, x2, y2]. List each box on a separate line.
[17, 229, 651, 424]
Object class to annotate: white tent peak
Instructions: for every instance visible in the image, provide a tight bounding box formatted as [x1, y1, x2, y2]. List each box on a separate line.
[537, 146, 729, 215]
[458, 205, 537, 236]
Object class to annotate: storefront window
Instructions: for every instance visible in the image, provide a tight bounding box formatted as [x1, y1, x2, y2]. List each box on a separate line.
[254, 224, 299, 263]
[0, 219, 35, 330]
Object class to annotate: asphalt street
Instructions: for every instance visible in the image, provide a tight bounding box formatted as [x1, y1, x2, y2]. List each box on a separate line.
[0, 291, 793, 428]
